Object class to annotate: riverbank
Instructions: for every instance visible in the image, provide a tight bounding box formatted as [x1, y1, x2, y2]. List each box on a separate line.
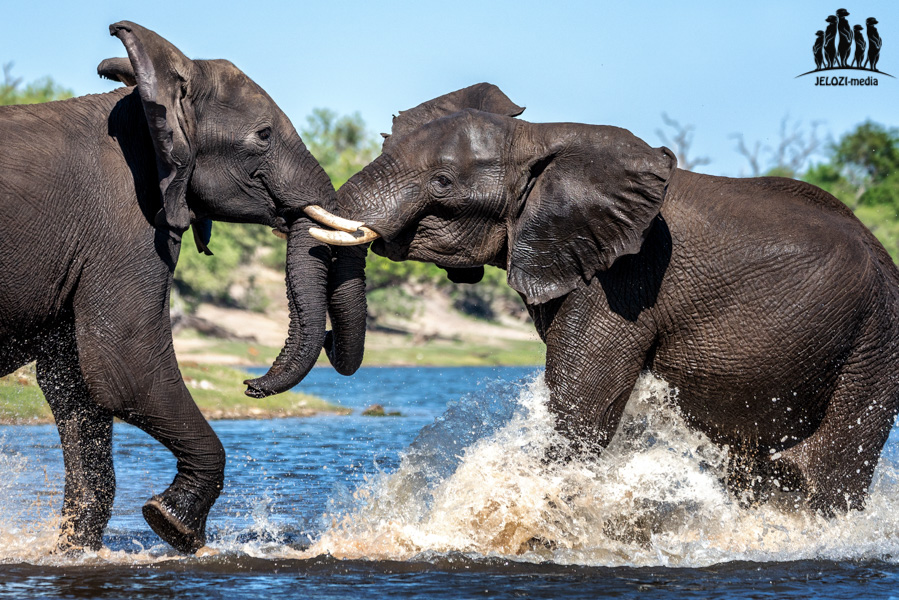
[1, 283, 546, 424]
[173, 282, 545, 368]
[0, 362, 350, 425]
[0, 333, 545, 424]
[173, 329, 545, 368]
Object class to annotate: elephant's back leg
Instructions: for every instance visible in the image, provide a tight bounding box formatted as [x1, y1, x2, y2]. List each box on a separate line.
[35, 318, 115, 551]
[775, 310, 899, 513]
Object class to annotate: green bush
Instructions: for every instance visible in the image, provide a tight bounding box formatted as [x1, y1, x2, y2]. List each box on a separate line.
[174, 222, 282, 310]
[1, 63, 72, 106]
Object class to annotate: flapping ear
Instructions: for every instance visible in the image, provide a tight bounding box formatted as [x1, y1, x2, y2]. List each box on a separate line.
[97, 57, 137, 86]
[507, 125, 676, 305]
[382, 83, 524, 152]
[110, 21, 196, 234]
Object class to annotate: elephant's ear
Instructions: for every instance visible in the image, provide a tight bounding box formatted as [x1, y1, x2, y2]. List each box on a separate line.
[382, 83, 524, 152]
[97, 57, 137, 86]
[110, 21, 196, 234]
[507, 126, 676, 305]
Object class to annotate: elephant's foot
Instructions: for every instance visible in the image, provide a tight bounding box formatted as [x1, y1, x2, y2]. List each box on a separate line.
[142, 488, 210, 554]
[54, 507, 108, 554]
[54, 531, 102, 554]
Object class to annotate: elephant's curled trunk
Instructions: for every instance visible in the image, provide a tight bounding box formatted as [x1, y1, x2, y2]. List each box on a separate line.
[244, 217, 329, 397]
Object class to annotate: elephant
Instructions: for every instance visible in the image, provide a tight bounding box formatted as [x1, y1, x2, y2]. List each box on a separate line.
[0, 22, 367, 553]
[316, 83, 899, 515]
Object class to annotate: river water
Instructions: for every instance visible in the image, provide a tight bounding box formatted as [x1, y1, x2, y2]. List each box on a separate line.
[2, 366, 899, 599]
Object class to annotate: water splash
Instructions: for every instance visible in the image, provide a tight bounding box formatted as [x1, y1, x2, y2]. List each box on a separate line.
[309, 372, 899, 567]
[0, 437, 62, 561]
[4, 372, 899, 569]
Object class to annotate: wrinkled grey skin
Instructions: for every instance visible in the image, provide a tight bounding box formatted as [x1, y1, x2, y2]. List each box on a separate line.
[338, 83, 899, 515]
[0, 22, 365, 554]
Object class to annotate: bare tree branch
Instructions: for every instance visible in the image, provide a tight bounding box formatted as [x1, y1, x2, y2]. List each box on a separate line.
[731, 115, 824, 177]
[729, 133, 763, 177]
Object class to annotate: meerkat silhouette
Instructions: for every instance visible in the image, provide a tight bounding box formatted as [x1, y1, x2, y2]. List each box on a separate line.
[813, 30, 825, 70]
[853, 24, 866, 68]
[865, 17, 882, 71]
[824, 15, 838, 68]
[836, 9, 852, 67]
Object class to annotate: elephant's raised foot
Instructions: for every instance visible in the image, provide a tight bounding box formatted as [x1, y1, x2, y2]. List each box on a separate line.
[142, 490, 209, 554]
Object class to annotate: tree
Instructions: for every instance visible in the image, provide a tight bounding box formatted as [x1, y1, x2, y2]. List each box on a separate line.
[301, 108, 380, 189]
[0, 63, 73, 106]
[831, 121, 899, 185]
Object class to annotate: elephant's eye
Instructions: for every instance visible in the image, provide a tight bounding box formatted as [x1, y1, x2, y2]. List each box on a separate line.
[430, 174, 454, 196]
[256, 127, 272, 142]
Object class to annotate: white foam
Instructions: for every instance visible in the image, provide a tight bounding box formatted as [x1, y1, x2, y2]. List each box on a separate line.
[308, 373, 899, 567]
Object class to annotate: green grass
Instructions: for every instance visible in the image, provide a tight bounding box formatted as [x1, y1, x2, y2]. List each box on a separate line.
[0, 364, 49, 422]
[362, 336, 546, 367]
[0, 362, 349, 424]
[179, 362, 350, 418]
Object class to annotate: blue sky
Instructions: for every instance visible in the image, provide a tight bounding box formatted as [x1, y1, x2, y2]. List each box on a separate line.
[2, 1, 896, 176]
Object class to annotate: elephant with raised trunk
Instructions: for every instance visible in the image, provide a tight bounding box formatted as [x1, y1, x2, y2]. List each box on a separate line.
[0, 22, 367, 553]
[316, 83, 899, 515]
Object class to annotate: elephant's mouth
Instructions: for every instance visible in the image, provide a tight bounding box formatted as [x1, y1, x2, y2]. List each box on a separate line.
[270, 215, 290, 239]
[371, 222, 426, 261]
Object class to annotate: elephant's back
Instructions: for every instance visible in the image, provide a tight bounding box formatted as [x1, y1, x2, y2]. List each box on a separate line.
[663, 170, 895, 282]
[660, 170, 899, 323]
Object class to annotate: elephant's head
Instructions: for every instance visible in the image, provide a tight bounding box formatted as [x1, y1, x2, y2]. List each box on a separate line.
[316, 84, 676, 305]
[103, 22, 366, 395]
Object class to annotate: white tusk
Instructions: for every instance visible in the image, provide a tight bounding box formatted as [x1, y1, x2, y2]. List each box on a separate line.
[303, 205, 365, 233]
[271, 229, 288, 240]
[309, 226, 380, 246]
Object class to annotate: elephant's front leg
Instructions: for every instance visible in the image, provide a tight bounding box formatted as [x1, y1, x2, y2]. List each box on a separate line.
[74, 269, 226, 554]
[36, 322, 115, 552]
[79, 335, 226, 554]
[537, 280, 657, 456]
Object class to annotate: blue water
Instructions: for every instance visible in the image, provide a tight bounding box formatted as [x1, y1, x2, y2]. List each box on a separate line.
[2, 366, 899, 599]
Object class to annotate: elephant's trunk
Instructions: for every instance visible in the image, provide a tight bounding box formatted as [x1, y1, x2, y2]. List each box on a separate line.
[244, 217, 329, 397]
[324, 244, 368, 375]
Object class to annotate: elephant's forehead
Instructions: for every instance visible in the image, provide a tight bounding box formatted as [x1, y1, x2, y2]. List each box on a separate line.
[428, 117, 503, 165]
[197, 59, 273, 108]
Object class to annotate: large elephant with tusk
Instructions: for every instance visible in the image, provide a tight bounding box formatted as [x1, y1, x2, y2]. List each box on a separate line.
[312, 83, 899, 516]
[0, 22, 367, 553]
